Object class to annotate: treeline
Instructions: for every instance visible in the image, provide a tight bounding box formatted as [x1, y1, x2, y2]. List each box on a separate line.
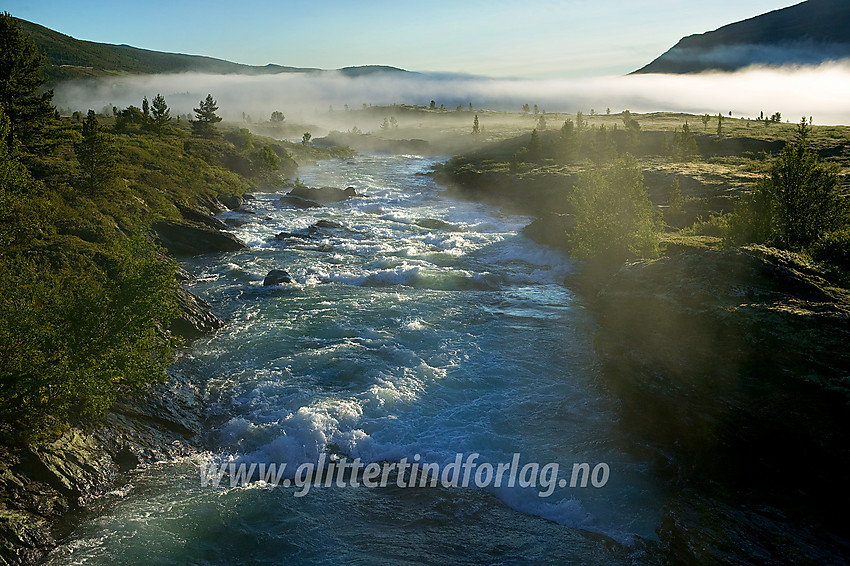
[0, 13, 313, 442]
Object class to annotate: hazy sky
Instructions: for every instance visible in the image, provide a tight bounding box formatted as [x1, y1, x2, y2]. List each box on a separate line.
[6, 0, 801, 77]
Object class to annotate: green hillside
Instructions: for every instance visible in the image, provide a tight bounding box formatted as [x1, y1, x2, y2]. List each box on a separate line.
[15, 17, 407, 83]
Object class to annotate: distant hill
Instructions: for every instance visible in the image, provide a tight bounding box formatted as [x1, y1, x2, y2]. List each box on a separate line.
[633, 0, 850, 74]
[16, 18, 409, 83]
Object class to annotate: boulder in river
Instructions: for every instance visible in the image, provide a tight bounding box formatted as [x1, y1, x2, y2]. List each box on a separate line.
[263, 269, 293, 286]
[273, 231, 312, 241]
[176, 203, 228, 230]
[288, 185, 358, 203]
[222, 195, 243, 211]
[153, 221, 247, 256]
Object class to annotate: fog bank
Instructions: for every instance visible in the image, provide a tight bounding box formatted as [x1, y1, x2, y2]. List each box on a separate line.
[52, 62, 850, 125]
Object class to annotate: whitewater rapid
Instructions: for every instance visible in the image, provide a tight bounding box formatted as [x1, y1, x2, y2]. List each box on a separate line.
[46, 154, 665, 565]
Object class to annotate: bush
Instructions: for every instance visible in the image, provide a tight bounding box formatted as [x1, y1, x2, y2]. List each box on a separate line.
[568, 154, 660, 262]
[726, 121, 848, 251]
[0, 238, 178, 441]
[682, 214, 729, 237]
[810, 228, 850, 270]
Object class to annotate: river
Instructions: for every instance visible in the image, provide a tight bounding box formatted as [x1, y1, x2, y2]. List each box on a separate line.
[46, 154, 666, 565]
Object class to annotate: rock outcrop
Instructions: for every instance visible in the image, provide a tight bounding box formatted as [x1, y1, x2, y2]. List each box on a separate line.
[591, 246, 850, 562]
[176, 203, 228, 230]
[152, 221, 247, 256]
[522, 212, 574, 250]
[0, 367, 205, 565]
[222, 195, 243, 211]
[170, 286, 224, 339]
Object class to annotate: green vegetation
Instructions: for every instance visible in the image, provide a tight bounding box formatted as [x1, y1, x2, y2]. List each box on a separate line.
[671, 122, 698, 161]
[150, 93, 171, 136]
[0, 13, 57, 155]
[727, 118, 849, 257]
[11, 15, 333, 84]
[0, 16, 350, 442]
[191, 94, 222, 138]
[75, 110, 116, 195]
[437, 109, 848, 269]
[568, 155, 660, 261]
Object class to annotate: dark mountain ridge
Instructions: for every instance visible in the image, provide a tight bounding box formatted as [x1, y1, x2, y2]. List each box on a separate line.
[15, 17, 408, 83]
[633, 0, 850, 74]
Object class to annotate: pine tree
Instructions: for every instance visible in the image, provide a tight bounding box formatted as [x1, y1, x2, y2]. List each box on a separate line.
[0, 13, 57, 154]
[536, 114, 547, 130]
[191, 94, 222, 137]
[472, 114, 480, 136]
[141, 96, 150, 127]
[672, 122, 698, 161]
[75, 110, 115, 196]
[528, 128, 541, 161]
[150, 93, 171, 136]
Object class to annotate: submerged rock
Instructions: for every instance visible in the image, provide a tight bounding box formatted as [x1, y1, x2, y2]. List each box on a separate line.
[311, 219, 344, 230]
[414, 218, 463, 232]
[153, 221, 247, 256]
[263, 269, 293, 286]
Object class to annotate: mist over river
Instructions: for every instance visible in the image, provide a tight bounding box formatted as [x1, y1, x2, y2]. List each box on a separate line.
[46, 154, 666, 565]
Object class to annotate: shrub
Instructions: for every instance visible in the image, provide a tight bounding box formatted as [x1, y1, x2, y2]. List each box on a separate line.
[810, 228, 850, 270]
[726, 119, 848, 251]
[0, 238, 178, 441]
[568, 154, 660, 262]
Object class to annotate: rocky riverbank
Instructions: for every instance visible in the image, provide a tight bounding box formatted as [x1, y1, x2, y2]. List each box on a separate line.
[0, 362, 207, 565]
[590, 246, 850, 563]
[435, 145, 850, 562]
[0, 195, 246, 564]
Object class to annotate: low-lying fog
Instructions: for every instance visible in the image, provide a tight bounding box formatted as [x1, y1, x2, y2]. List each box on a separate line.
[53, 61, 850, 129]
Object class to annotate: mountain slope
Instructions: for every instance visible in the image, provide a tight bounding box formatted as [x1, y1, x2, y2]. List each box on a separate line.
[16, 18, 407, 82]
[633, 0, 850, 74]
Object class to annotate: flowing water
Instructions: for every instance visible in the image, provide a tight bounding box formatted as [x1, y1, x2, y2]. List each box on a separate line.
[47, 155, 665, 565]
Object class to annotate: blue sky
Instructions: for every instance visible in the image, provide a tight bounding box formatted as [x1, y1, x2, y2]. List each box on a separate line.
[6, 0, 800, 77]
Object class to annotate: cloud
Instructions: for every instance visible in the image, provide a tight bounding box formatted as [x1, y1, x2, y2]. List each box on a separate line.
[52, 62, 850, 126]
